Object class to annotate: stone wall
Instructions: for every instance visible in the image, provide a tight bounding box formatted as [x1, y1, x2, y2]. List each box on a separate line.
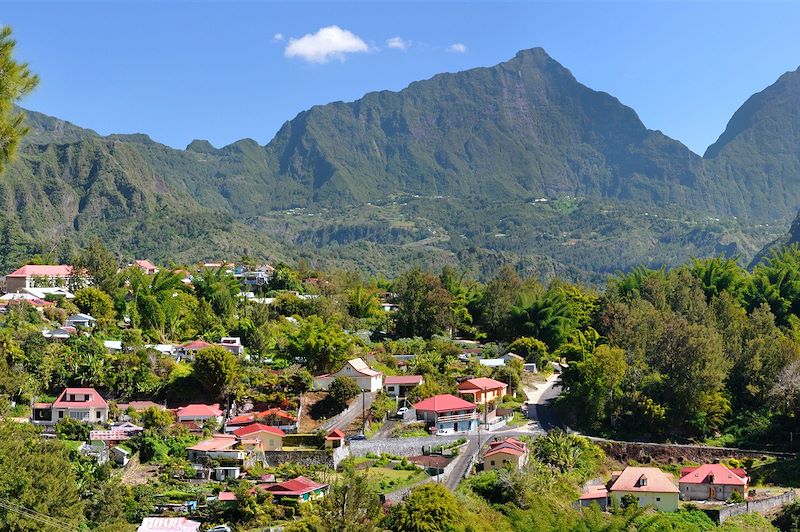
[593, 438, 795, 464]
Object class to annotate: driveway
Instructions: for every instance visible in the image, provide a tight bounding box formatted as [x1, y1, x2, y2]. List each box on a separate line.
[524, 373, 564, 430]
[321, 392, 376, 433]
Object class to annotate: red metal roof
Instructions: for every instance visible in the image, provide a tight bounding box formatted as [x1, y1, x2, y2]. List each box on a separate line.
[264, 476, 327, 496]
[233, 423, 285, 438]
[176, 403, 222, 418]
[217, 491, 237, 502]
[579, 485, 609, 500]
[413, 394, 476, 413]
[181, 340, 212, 350]
[679, 464, 748, 486]
[7, 264, 74, 278]
[326, 428, 345, 440]
[384, 375, 424, 386]
[135, 259, 158, 270]
[52, 388, 108, 409]
[457, 377, 508, 392]
[608, 467, 680, 494]
[187, 434, 239, 452]
[227, 408, 296, 426]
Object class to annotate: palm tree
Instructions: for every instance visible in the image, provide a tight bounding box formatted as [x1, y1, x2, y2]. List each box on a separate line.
[510, 292, 576, 350]
[193, 267, 241, 318]
[690, 255, 746, 301]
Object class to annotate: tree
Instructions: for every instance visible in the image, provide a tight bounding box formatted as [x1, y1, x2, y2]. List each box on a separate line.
[329, 376, 361, 409]
[346, 286, 380, 319]
[507, 337, 549, 366]
[394, 267, 453, 338]
[510, 292, 577, 349]
[477, 265, 524, 339]
[314, 466, 383, 531]
[0, 26, 39, 174]
[70, 239, 120, 294]
[269, 265, 303, 292]
[55, 417, 90, 441]
[277, 316, 357, 374]
[74, 287, 115, 321]
[193, 346, 241, 400]
[0, 422, 84, 531]
[560, 345, 627, 429]
[690, 256, 746, 302]
[384, 483, 462, 532]
[193, 267, 241, 318]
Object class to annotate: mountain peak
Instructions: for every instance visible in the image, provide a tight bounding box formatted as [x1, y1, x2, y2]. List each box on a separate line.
[186, 139, 217, 153]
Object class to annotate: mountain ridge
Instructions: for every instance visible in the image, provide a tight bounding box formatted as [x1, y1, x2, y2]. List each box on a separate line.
[4, 47, 800, 279]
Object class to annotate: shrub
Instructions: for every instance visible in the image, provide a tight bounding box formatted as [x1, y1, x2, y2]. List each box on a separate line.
[329, 376, 361, 409]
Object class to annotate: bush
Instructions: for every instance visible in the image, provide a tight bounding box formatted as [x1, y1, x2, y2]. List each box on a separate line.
[55, 417, 90, 441]
[728, 490, 744, 504]
[329, 376, 361, 409]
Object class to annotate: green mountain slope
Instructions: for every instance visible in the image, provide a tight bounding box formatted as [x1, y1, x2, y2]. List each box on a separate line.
[705, 66, 800, 219]
[2, 48, 800, 279]
[260, 48, 710, 212]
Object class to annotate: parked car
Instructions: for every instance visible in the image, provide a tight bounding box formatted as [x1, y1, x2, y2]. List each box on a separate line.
[208, 526, 232, 532]
[347, 433, 367, 441]
[396, 407, 409, 417]
[436, 427, 455, 436]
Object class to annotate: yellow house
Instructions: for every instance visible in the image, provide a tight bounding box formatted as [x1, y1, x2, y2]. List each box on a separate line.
[483, 437, 528, 471]
[457, 377, 508, 405]
[608, 467, 680, 512]
[233, 423, 285, 451]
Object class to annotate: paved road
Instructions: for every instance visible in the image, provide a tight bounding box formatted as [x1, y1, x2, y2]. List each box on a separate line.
[446, 436, 480, 490]
[524, 373, 564, 430]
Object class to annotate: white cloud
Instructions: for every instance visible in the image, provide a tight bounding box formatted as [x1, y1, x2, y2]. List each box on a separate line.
[447, 43, 467, 53]
[386, 37, 409, 50]
[273, 33, 284, 42]
[285, 26, 369, 63]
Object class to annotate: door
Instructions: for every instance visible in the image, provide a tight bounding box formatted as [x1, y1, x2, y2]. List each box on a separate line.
[709, 487, 716, 499]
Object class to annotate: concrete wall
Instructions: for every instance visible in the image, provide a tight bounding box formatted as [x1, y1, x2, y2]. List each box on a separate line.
[349, 435, 465, 457]
[716, 491, 796, 523]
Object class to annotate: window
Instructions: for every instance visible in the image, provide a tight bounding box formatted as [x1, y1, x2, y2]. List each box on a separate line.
[656, 497, 661, 502]
[490, 461, 495, 466]
[96, 411, 101, 419]
[58, 411, 64, 418]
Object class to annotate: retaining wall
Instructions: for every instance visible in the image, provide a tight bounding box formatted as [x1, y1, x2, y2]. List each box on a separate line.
[593, 438, 796, 464]
[715, 491, 796, 523]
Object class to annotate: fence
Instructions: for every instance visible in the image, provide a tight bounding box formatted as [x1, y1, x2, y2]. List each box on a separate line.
[714, 491, 796, 523]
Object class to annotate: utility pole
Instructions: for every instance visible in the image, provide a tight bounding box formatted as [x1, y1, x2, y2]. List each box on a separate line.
[361, 391, 366, 435]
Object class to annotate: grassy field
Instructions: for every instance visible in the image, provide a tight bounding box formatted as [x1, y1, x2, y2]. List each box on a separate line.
[337, 461, 429, 494]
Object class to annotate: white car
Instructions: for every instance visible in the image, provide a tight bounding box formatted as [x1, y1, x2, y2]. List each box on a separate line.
[436, 427, 455, 436]
[396, 407, 409, 417]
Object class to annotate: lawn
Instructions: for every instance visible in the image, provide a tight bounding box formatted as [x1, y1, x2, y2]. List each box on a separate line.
[363, 466, 428, 494]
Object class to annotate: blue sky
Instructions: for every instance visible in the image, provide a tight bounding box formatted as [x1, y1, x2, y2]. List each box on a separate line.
[2, 1, 800, 154]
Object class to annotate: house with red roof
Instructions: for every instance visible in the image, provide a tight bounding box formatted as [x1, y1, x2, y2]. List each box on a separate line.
[325, 428, 346, 449]
[607, 466, 680, 512]
[384, 375, 424, 398]
[3, 264, 89, 293]
[457, 377, 508, 406]
[679, 464, 749, 501]
[233, 423, 285, 451]
[264, 476, 329, 502]
[483, 437, 528, 471]
[313, 357, 383, 392]
[186, 433, 262, 480]
[134, 259, 159, 275]
[413, 394, 478, 433]
[225, 408, 297, 432]
[175, 404, 223, 425]
[577, 485, 609, 511]
[175, 340, 213, 361]
[31, 387, 109, 426]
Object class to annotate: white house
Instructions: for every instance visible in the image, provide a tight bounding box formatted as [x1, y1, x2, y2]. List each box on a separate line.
[66, 313, 96, 328]
[313, 358, 383, 392]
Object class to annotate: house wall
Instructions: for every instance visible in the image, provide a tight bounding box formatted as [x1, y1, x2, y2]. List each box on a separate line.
[610, 491, 679, 512]
[52, 406, 108, 424]
[680, 483, 745, 501]
[314, 366, 383, 392]
[249, 432, 283, 451]
[484, 451, 524, 471]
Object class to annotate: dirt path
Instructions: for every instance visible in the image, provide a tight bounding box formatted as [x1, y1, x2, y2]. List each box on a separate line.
[119, 453, 159, 486]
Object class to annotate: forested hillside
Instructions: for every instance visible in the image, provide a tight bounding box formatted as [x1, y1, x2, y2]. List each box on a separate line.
[3, 49, 800, 279]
